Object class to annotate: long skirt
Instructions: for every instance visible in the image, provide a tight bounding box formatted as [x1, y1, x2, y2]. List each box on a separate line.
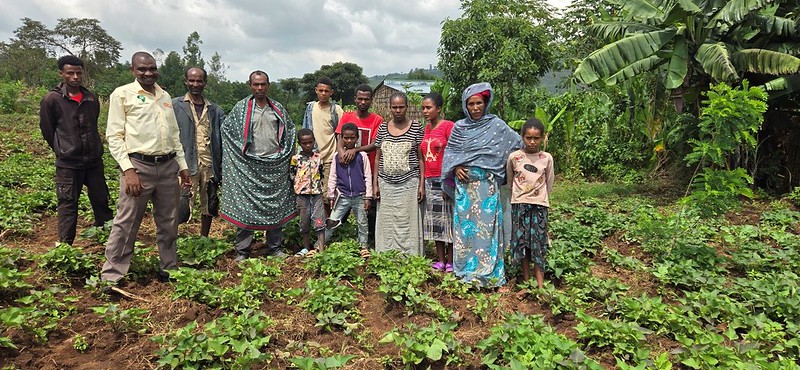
[508, 203, 549, 275]
[375, 177, 423, 255]
[452, 167, 506, 287]
[423, 178, 453, 243]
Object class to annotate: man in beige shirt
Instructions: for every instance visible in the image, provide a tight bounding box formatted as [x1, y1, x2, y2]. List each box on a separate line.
[101, 51, 192, 283]
[301, 76, 343, 210]
[173, 66, 225, 237]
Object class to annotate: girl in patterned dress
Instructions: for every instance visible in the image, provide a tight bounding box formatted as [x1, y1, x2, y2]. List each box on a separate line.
[506, 118, 554, 288]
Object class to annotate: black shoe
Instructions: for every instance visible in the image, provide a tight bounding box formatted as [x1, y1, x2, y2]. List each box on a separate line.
[156, 270, 175, 283]
[326, 219, 341, 230]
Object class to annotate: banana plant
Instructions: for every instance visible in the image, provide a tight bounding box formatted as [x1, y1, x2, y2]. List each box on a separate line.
[574, 0, 800, 107]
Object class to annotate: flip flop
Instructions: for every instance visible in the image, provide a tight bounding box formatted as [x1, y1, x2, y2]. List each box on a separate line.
[445, 263, 454, 273]
[359, 248, 371, 259]
[431, 262, 445, 271]
[294, 248, 309, 257]
[305, 249, 318, 258]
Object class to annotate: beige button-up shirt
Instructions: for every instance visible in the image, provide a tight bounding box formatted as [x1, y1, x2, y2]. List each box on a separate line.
[183, 93, 212, 168]
[106, 80, 188, 172]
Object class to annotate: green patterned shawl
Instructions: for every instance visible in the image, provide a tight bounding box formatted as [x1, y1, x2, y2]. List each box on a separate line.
[220, 96, 297, 230]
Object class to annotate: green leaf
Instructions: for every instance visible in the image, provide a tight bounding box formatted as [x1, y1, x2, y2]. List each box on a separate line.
[708, 0, 772, 26]
[588, 22, 659, 40]
[426, 339, 447, 361]
[665, 34, 689, 89]
[696, 42, 738, 83]
[575, 29, 676, 85]
[761, 75, 800, 99]
[733, 49, 800, 75]
[619, 0, 665, 22]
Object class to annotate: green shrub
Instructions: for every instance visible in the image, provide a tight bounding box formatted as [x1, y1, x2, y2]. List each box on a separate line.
[91, 304, 150, 334]
[37, 242, 97, 278]
[380, 322, 465, 367]
[477, 313, 603, 369]
[177, 236, 229, 268]
[153, 310, 273, 369]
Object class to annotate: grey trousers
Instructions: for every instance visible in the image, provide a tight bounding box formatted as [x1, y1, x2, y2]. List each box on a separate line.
[235, 227, 283, 256]
[101, 158, 180, 282]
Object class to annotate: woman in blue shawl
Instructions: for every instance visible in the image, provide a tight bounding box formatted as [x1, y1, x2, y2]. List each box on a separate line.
[441, 82, 522, 288]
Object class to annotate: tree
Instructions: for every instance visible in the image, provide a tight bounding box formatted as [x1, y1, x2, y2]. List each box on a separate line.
[573, 0, 800, 113]
[407, 68, 436, 80]
[556, 0, 621, 71]
[300, 62, 369, 105]
[159, 51, 185, 98]
[437, 0, 557, 118]
[9, 17, 121, 85]
[0, 41, 57, 86]
[208, 52, 227, 82]
[183, 31, 205, 69]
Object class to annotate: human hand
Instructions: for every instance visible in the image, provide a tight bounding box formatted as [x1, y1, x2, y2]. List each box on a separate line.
[418, 184, 425, 203]
[123, 169, 143, 197]
[364, 199, 372, 210]
[329, 198, 335, 209]
[455, 166, 469, 182]
[342, 149, 356, 164]
[179, 170, 192, 190]
[373, 182, 380, 200]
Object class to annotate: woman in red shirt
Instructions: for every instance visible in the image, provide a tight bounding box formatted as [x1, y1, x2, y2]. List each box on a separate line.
[420, 93, 455, 272]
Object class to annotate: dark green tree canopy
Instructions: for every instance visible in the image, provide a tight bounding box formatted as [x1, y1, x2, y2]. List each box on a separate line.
[0, 17, 121, 86]
[300, 62, 369, 105]
[437, 0, 556, 118]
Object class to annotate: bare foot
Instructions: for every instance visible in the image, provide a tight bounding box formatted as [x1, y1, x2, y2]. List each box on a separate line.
[498, 286, 511, 294]
[515, 288, 529, 300]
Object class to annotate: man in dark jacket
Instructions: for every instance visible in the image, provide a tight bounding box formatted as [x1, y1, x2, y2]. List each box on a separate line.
[39, 55, 113, 245]
[172, 66, 225, 236]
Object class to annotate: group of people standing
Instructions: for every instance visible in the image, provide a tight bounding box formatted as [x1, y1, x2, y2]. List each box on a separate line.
[39, 50, 555, 290]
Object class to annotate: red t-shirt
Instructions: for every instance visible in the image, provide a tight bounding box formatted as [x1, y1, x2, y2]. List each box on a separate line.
[420, 120, 455, 178]
[336, 111, 383, 168]
[69, 91, 83, 103]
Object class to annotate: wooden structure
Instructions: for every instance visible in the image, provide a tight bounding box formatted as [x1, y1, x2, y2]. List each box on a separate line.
[372, 80, 433, 123]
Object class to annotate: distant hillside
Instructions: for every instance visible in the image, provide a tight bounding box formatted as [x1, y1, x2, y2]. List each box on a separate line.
[368, 68, 572, 93]
[369, 67, 441, 86]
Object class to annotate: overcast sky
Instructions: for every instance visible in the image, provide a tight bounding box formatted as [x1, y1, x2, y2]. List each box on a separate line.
[0, 0, 570, 81]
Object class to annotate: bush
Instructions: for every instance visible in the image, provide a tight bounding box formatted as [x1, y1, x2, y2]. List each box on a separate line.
[0, 80, 47, 114]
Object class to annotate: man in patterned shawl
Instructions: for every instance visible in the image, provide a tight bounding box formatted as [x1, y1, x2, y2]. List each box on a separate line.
[220, 70, 296, 261]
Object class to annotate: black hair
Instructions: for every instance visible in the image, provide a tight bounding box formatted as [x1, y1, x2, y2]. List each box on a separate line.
[389, 92, 408, 106]
[340, 123, 359, 135]
[249, 70, 269, 84]
[57, 55, 83, 71]
[297, 128, 314, 141]
[316, 76, 334, 89]
[185, 66, 208, 81]
[521, 117, 546, 136]
[354, 84, 372, 97]
[422, 92, 444, 108]
[131, 51, 154, 64]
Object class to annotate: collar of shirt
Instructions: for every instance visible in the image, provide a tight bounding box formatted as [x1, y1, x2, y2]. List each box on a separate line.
[133, 79, 165, 99]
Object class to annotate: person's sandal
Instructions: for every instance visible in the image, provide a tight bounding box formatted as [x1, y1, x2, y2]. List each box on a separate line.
[305, 249, 318, 258]
[359, 248, 371, 259]
[445, 263, 454, 273]
[295, 248, 309, 257]
[431, 261, 445, 271]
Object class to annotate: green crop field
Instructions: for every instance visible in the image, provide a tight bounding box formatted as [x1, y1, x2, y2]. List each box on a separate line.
[1, 110, 799, 369]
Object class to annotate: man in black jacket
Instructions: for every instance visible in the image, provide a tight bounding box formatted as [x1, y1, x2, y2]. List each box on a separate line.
[39, 55, 113, 245]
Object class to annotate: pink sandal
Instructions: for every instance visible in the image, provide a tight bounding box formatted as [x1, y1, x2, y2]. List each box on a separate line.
[431, 262, 445, 271]
[445, 263, 454, 273]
